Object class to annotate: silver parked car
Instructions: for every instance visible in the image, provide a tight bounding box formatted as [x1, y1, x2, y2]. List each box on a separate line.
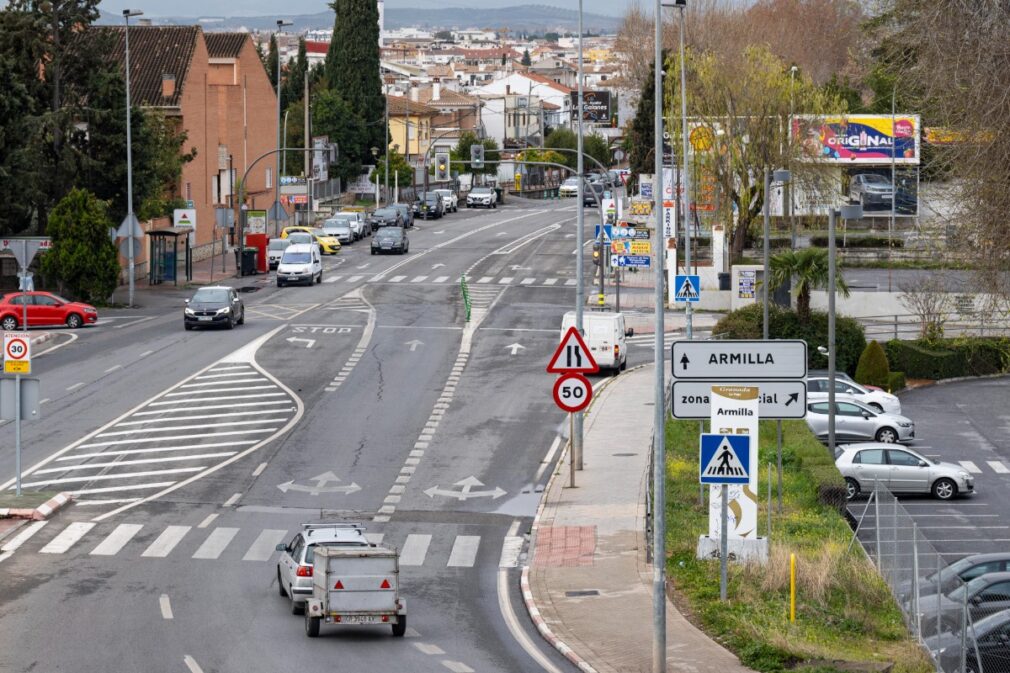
[806, 400, 914, 444]
[275, 523, 371, 614]
[849, 173, 893, 208]
[806, 376, 902, 414]
[321, 219, 353, 244]
[918, 572, 1010, 637]
[835, 443, 974, 500]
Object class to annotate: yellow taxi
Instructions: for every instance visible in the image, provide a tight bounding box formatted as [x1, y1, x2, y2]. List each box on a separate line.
[281, 226, 342, 254]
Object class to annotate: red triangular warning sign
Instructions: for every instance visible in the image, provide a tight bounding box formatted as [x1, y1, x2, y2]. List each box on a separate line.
[380, 579, 391, 589]
[334, 580, 344, 589]
[547, 326, 599, 374]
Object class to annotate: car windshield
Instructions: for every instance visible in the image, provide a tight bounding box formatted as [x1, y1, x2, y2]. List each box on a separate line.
[287, 234, 312, 245]
[374, 208, 396, 217]
[282, 252, 311, 264]
[935, 557, 981, 583]
[949, 576, 991, 602]
[472, 187, 492, 194]
[562, 178, 578, 186]
[267, 240, 289, 251]
[376, 229, 402, 239]
[423, 194, 439, 203]
[863, 174, 890, 184]
[191, 289, 229, 303]
[308, 228, 327, 237]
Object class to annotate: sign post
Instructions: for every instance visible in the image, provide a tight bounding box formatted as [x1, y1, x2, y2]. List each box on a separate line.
[700, 433, 751, 601]
[548, 326, 599, 479]
[4, 331, 32, 496]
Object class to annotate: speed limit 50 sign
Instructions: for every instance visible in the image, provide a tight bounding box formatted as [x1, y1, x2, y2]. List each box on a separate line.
[552, 373, 593, 413]
[4, 331, 31, 374]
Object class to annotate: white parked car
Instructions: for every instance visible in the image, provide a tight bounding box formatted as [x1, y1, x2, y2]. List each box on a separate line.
[805, 399, 914, 444]
[434, 189, 458, 213]
[466, 186, 497, 209]
[835, 443, 974, 501]
[266, 238, 290, 270]
[558, 177, 579, 197]
[806, 376, 901, 414]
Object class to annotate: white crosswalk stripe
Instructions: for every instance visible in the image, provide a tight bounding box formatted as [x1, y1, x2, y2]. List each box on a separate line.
[476, 276, 493, 284]
[242, 529, 287, 561]
[192, 527, 239, 559]
[988, 461, 1010, 474]
[447, 536, 480, 567]
[90, 524, 143, 556]
[959, 461, 982, 474]
[410, 275, 428, 283]
[520, 278, 536, 285]
[322, 275, 342, 283]
[433, 276, 449, 283]
[543, 278, 558, 285]
[40, 522, 96, 555]
[142, 526, 191, 558]
[400, 534, 431, 566]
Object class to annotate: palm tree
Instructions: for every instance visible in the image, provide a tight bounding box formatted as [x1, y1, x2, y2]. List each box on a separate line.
[768, 248, 850, 320]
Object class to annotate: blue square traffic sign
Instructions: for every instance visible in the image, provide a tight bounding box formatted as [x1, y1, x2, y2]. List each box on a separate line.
[699, 434, 751, 484]
[674, 274, 701, 303]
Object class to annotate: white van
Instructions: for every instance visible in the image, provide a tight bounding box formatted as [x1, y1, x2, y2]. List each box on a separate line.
[561, 311, 633, 373]
[277, 243, 322, 287]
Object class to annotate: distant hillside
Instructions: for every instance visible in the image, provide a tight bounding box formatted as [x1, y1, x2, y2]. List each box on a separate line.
[97, 4, 621, 33]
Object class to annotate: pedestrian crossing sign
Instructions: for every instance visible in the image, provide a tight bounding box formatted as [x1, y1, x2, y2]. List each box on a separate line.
[674, 274, 701, 303]
[699, 434, 751, 484]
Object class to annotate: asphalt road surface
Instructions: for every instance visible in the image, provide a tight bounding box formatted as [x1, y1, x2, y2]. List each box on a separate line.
[0, 199, 657, 673]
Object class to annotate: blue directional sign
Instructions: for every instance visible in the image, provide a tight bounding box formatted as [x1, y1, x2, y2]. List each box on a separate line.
[594, 224, 613, 243]
[674, 274, 701, 303]
[699, 434, 751, 484]
[616, 255, 650, 268]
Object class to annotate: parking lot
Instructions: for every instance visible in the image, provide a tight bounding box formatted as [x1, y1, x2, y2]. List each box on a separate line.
[848, 376, 1010, 559]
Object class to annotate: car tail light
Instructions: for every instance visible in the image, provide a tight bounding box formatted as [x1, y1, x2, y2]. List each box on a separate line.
[614, 345, 620, 359]
[296, 565, 313, 577]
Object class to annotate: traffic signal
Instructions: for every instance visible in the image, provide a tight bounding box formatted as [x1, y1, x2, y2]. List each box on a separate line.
[592, 241, 601, 266]
[435, 152, 449, 181]
[471, 144, 484, 169]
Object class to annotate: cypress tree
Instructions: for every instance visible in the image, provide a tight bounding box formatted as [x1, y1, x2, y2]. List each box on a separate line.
[266, 34, 279, 88]
[325, 0, 383, 154]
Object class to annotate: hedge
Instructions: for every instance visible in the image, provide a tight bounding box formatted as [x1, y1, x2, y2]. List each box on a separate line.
[885, 338, 1010, 380]
[887, 371, 906, 392]
[809, 235, 905, 249]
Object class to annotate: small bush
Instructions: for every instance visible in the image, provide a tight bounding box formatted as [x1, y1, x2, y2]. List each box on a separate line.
[886, 371, 906, 392]
[885, 338, 1010, 380]
[854, 340, 890, 388]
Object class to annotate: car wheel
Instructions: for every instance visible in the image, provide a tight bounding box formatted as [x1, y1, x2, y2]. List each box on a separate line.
[291, 591, 304, 615]
[932, 478, 957, 500]
[868, 403, 884, 413]
[392, 615, 406, 637]
[278, 569, 287, 597]
[184, 323, 193, 331]
[844, 478, 860, 501]
[237, 311, 245, 325]
[875, 427, 898, 443]
[305, 613, 321, 638]
[371, 249, 376, 255]
[2, 315, 18, 331]
[65, 313, 83, 329]
[316, 271, 322, 284]
[620, 359, 627, 372]
[225, 316, 235, 330]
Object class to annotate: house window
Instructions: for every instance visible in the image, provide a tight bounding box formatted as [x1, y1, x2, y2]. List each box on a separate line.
[185, 182, 192, 201]
[266, 167, 273, 189]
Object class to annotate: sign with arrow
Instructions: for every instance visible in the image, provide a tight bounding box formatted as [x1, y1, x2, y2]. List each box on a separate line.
[405, 339, 424, 352]
[277, 471, 361, 495]
[286, 337, 316, 349]
[505, 343, 525, 356]
[547, 326, 598, 374]
[671, 380, 807, 419]
[671, 340, 807, 380]
[424, 476, 506, 501]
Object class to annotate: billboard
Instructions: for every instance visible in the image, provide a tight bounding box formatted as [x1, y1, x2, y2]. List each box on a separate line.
[573, 91, 611, 124]
[792, 114, 920, 165]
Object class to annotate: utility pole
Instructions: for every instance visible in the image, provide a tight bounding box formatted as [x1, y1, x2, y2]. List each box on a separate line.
[384, 82, 390, 206]
[573, 0, 586, 472]
[678, 0, 691, 340]
[274, 19, 293, 236]
[122, 9, 142, 308]
[653, 1, 667, 672]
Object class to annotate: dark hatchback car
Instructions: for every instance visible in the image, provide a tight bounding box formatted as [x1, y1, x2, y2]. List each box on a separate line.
[184, 286, 245, 330]
[926, 608, 1010, 673]
[369, 207, 403, 229]
[390, 203, 415, 228]
[413, 192, 444, 220]
[583, 182, 605, 207]
[371, 227, 409, 255]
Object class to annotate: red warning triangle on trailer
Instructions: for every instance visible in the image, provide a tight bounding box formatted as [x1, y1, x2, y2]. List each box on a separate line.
[379, 579, 391, 589]
[546, 326, 599, 374]
[333, 580, 344, 590]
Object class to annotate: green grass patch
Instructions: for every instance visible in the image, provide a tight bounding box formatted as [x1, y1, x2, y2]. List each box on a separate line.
[665, 418, 932, 673]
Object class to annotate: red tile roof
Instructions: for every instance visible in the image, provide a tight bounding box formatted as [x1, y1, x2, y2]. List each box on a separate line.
[205, 33, 247, 59]
[98, 25, 200, 108]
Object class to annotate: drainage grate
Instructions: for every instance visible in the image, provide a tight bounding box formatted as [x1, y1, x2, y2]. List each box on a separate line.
[565, 590, 600, 597]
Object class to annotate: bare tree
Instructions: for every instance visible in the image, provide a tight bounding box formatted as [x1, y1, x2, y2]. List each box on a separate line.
[899, 274, 952, 341]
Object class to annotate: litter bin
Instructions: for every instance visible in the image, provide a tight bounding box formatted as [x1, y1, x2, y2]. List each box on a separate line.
[494, 187, 504, 204]
[718, 272, 731, 291]
[238, 247, 258, 276]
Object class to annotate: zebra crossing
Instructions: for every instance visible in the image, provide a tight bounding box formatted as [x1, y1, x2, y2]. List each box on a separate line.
[957, 460, 1010, 475]
[321, 273, 578, 288]
[12, 363, 299, 511]
[0, 520, 520, 569]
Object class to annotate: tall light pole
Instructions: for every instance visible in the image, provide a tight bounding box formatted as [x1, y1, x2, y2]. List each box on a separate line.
[827, 203, 862, 457]
[789, 65, 798, 249]
[573, 0, 586, 472]
[274, 19, 293, 237]
[763, 168, 790, 340]
[384, 81, 390, 206]
[889, 86, 896, 293]
[123, 9, 142, 308]
[676, 0, 690, 340]
[652, 1, 667, 672]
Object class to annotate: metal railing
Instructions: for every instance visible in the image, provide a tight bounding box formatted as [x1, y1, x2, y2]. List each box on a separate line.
[856, 311, 1010, 341]
[850, 483, 991, 673]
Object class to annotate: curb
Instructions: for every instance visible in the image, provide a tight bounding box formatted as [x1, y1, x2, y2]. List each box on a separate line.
[896, 372, 1010, 396]
[0, 492, 73, 521]
[29, 332, 52, 347]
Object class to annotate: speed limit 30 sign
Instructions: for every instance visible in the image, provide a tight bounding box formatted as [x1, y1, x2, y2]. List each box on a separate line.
[4, 331, 31, 374]
[553, 373, 593, 413]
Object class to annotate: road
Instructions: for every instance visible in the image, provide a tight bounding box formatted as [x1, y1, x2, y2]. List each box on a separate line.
[0, 198, 664, 672]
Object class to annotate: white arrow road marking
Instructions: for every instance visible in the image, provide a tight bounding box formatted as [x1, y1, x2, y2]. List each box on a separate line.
[285, 337, 316, 348]
[424, 476, 506, 501]
[432, 263, 446, 269]
[405, 339, 424, 352]
[356, 263, 370, 269]
[505, 343, 525, 355]
[509, 265, 531, 271]
[277, 471, 361, 495]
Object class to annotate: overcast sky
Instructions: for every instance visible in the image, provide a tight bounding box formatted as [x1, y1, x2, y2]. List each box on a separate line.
[99, 0, 628, 18]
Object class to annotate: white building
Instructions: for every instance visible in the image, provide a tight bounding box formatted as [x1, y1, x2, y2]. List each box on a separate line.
[473, 72, 573, 131]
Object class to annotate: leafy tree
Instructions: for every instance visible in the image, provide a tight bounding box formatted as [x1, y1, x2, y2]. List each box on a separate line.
[545, 127, 610, 171]
[41, 188, 119, 303]
[434, 30, 453, 41]
[266, 33, 279, 88]
[326, 0, 383, 155]
[767, 247, 850, 321]
[583, 133, 612, 169]
[544, 32, 559, 42]
[370, 148, 414, 191]
[626, 56, 664, 185]
[521, 49, 531, 66]
[311, 88, 367, 185]
[854, 340, 891, 388]
[451, 132, 499, 182]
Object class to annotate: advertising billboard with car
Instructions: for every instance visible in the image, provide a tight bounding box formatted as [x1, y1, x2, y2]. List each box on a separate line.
[792, 114, 920, 165]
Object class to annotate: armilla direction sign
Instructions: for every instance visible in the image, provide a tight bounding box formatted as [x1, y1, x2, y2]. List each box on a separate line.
[671, 340, 807, 380]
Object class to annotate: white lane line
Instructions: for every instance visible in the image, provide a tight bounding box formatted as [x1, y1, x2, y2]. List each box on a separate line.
[446, 536, 480, 567]
[959, 461, 982, 474]
[414, 643, 445, 656]
[197, 513, 218, 529]
[90, 524, 144, 556]
[165, 385, 277, 396]
[68, 442, 256, 459]
[74, 498, 141, 506]
[497, 568, 565, 673]
[147, 393, 288, 406]
[98, 419, 288, 436]
[389, 275, 407, 283]
[410, 276, 428, 283]
[441, 661, 475, 673]
[192, 527, 239, 559]
[180, 378, 267, 388]
[116, 410, 295, 426]
[433, 276, 449, 283]
[195, 371, 256, 380]
[0, 521, 48, 553]
[38, 453, 236, 474]
[498, 277, 513, 284]
[242, 529, 287, 561]
[323, 276, 341, 283]
[543, 278, 558, 286]
[988, 461, 1010, 474]
[39, 398, 50, 405]
[400, 534, 431, 566]
[70, 482, 175, 495]
[535, 435, 563, 482]
[160, 594, 173, 619]
[499, 523, 524, 568]
[347, 275, 363, 282]
[139, 350, 154, 358]
[224, 493, 242, 507]
[66, 382, 85, 392]
[22, 467, 205, 488]
[104, 364, 123, 373]
[77, 429, 276, 448]
[40, 522, 96, 554]
[133, 401, 293, 416]
[252, 462, 268, 477]
[208, 365, 252, 373]
[141, 526, 191, 558]
[564, 279, 577, 286]
[183, 655, 204, 673]
[477, 276, 493, 284]
[520, 278, 536, 285]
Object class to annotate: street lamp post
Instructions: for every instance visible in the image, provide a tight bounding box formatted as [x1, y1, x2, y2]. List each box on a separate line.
[827, 203, 862, 457]
[763, 168, 791, 340]
[574, 0, 586, 473]
[371, 146, 380, 204]
[274, 19, 293, 237]
[789, 65, 798, 249]
[123, 9, 142, 308]
[384, 82, 390, 206]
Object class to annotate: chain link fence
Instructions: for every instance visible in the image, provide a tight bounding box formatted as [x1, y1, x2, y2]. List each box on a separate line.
[850, 483, 1010, 673]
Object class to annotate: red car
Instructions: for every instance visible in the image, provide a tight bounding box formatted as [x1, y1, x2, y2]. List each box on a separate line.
[0, 291, 99, 330]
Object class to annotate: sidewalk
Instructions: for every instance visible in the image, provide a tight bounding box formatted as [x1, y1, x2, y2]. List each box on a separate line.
[525, 364, 751, 673]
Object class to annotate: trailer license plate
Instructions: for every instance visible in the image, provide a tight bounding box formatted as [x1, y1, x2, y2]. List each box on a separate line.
[343, 615, 381, 624]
